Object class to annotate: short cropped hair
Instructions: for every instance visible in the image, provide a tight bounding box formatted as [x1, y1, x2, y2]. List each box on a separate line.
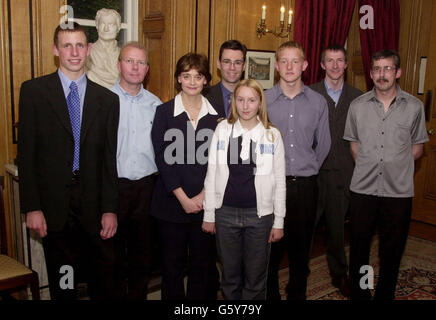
[119, 41, 148, 64]
[321, 44, 348, 63]
[95, 8, 122, 29]
[174, 53, 211, 91]
[371, 50, 401, 69]
[219, 40, 248, 62]
[53, 22, 88, 48]
[276, 41, 306, 61]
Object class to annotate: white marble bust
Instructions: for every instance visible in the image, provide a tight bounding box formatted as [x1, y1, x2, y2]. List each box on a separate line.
[86, 8, 122, 88]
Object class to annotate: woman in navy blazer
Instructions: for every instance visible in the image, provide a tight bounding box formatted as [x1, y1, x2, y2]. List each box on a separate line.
[151, 53, 220, 299]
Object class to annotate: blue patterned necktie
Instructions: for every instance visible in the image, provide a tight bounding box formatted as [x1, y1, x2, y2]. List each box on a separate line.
[67, 81, 81, 171]
[227, 92, 233, 116]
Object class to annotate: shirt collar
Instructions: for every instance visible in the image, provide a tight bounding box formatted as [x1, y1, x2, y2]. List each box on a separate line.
[231, 118, 263, 143]
[173, 92, 218, 118]
[367, 84, 406, 103]
[269, 82, 307, 103]
[324, 79, 344, 94]
[220, 82, 231, 97]
[113, 79, 144, 99]
[58, 69, 87, 96]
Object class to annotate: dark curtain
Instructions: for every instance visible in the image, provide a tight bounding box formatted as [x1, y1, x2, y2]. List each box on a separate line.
[358, 0, 400, 90]
[294, 0, 356, 85]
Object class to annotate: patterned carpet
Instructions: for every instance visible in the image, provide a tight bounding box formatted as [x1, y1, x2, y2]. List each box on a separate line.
[278, 236, 436, 300]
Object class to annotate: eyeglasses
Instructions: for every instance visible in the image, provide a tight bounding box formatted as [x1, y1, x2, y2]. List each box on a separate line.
[221, 59, 244, 67]
[371, 66, 396, 74]
[122, 58, 147, 66]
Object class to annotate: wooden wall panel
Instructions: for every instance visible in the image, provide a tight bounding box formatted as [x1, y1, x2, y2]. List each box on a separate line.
[0, 0, 13, 254]
[345, 3, 366, 93]
[32, 0, 65, 77]
[398, 0, 432, 103]
[142, 0, 198, 101]
[142, 0, 169, 101]
[196, 0, 211, 57]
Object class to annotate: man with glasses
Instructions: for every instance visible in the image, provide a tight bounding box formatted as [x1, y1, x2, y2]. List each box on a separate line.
[111, 41, 162, 299]
[310, 44, 363, 297]
[344, 50, 428, 300]
[205, 40, 247, 117]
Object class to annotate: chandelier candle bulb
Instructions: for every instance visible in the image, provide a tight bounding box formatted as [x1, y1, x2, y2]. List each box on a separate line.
[262, 5, 266, 20]
[280, 6, 285, 22]
[289, 10, 293, 25]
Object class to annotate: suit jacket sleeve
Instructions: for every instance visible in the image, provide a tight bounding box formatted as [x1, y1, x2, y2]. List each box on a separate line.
[151, 102, 182, 193]
[17, 81, 41, 213]
[100, 93, 120, 214]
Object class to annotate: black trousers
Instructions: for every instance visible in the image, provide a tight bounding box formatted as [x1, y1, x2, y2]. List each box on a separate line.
[349, 192, 412, 300]
[267, 175, 318, 300]
[42, 179, 119, 300]
[158, 219, 218, 300]
[116, 174, 155, 300]
[315, 169, 349, 278]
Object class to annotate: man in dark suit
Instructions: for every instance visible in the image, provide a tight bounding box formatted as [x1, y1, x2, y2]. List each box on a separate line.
[204, 40, 247, 118]
[310, 44, 363, 297]
[18, 23, 120, 300]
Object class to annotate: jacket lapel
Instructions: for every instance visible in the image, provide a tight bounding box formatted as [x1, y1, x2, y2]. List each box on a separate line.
[336, 83, 348, 111]
[80, 79, 103, 145]
[46, 72, 74, 137]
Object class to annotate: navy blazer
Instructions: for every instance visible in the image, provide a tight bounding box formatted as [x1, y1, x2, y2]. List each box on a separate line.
[150, 98, 220, 223]
[203, 83, 226, 118]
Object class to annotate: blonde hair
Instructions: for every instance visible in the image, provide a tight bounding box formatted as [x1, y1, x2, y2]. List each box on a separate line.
[276, 40, 306, 61]
[227, 79, 277, 141]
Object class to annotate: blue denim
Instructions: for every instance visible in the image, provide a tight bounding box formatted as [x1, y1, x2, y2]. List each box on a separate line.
[215, 206, 273, 300]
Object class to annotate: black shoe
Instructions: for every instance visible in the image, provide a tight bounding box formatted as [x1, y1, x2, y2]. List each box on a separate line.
[332, 276, 351, 298]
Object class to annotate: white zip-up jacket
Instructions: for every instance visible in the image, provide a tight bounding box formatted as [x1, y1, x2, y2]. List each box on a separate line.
[203, 119, 286, 229]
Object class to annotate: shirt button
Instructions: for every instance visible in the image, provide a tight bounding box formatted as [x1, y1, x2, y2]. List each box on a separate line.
[290, 114, 293, 118]
[381, 145, 384, 148]
[291, 144, 294, 147]
[291, 158, 295, 162]
[290, 129, 294, 133]
[382, 132, 384, 135]
[379, 172, 382, 175]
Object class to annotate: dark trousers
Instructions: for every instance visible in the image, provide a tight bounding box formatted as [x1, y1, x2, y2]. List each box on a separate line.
[349, 192, 412, 300]
[158, 219, 217, 300]
[116, 174, 155, 300]
[315, 169, 349, 278]
[267, 175, 318, 300]
[42, 179, 119, 300]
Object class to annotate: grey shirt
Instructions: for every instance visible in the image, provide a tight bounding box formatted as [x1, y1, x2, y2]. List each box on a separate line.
[266, 83, 331, 177]
[344, 86, 429, 197]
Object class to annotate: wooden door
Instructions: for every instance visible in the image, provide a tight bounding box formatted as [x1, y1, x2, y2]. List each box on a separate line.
[412, 1, 436, 225]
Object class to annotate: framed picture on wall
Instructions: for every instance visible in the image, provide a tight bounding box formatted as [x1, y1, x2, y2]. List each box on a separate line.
[245, 50, 276, 89]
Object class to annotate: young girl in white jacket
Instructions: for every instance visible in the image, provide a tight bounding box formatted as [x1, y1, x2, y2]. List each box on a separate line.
[202, 79, 286, 300]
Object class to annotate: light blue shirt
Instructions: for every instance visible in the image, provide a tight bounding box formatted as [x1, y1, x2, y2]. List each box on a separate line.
[324, 79, 343, 106]
[111, 81, 162, 180]
[58, 69, 87, 121]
